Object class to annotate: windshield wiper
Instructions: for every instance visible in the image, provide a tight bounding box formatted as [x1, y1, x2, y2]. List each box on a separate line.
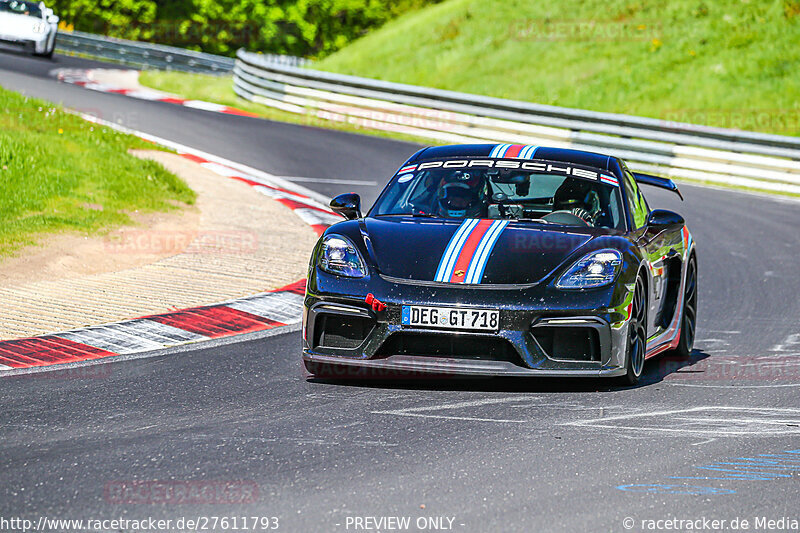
[518, 217, 552, 224]
[373, 213, 439, 218]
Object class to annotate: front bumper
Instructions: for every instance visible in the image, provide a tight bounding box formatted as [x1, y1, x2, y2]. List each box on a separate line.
[302, 272, 632, 378]
[0, 32, 49, 53]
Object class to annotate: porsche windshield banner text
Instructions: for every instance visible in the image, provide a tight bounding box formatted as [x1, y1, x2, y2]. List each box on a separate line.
[397, 159, 619, 186]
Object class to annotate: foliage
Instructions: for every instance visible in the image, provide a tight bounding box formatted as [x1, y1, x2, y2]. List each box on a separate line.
[48, 0, 440, 57]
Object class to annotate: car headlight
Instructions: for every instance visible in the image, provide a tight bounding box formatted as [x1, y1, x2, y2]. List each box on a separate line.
[32, 22, 47, 33]
[318, 235, 367, 278]
[556, 249, 623, 289]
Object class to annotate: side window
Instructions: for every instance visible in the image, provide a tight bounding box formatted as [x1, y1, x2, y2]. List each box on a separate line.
[622, 171, 648, 229]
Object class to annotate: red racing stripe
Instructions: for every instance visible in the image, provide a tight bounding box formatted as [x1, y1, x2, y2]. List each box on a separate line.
[448, 219, 494, 283]
[505, 145, 524, 158]
[0, 337, 117, 368]
[150, 305, 285, 338]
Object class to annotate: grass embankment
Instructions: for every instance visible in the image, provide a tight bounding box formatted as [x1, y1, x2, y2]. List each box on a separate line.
[317, 0, 800, 136]
[0, 86, 195, 256]
[140, 0, 800, 137]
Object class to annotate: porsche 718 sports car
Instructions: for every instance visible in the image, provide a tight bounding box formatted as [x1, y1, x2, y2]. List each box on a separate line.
[0, 0, 58, 58]
[302, 144, 697, 385]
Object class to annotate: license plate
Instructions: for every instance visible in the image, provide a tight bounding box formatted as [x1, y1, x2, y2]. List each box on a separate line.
[401, 305, 499, 331]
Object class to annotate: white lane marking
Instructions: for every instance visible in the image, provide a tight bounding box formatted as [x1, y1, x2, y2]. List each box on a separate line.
[124, 90, 169, 101]
[372, 396, 530, 423]
[183, 100, 229, 112]
[569, 406, 800, 423]
[199, 161, 244, 177]
[771, 333, 800, 352]
[670, 383, 800, 389]
[292, 207, 345, 227]
[565, 406, 800, 437]
[279, 176, 379, 186]
[376, 396, 524, 413]
[691, 438, 717, 446]
[0, 363, 12, 370]
[375, 412, 527, 423]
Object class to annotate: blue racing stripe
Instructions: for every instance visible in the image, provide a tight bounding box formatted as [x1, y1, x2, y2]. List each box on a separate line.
[492, 144, 510, 158]
[520, 145, 539, 159]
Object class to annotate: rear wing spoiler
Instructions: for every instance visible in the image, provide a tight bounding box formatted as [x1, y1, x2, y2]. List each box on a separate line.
[633, 172, 684, 201]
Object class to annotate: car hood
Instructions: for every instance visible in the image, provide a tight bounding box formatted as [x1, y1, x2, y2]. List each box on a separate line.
[0, 13, 44, 37]
[363, 217, 596, 285]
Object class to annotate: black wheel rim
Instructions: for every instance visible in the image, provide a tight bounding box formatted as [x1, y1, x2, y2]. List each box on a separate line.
[629, 280, 647, 377]
[683, 258, 698, 351]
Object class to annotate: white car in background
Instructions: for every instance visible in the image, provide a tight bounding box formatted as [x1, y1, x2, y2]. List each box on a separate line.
[0, 0, 58, 58]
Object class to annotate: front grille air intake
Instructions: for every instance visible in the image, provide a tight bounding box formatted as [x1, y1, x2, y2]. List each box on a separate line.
[313, 314, 374, 350]
[376, 333, 524, 366]
[531, 326, 600, 362]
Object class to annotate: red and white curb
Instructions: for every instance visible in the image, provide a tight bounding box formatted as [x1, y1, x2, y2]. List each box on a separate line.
[81, 111, 344, 236]
[0, 280, 306, 371]
[55, 68, 260, 118]
[0, 114, 343, 375]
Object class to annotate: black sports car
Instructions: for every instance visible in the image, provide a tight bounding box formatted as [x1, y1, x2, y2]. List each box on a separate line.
[302, 144, 697, 385]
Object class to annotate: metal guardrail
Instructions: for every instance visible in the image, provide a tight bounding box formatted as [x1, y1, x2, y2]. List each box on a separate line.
[234, 49, 800, 195]
[56, 31, 308, 75]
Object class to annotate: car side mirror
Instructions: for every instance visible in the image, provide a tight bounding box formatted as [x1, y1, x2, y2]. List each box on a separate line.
[647, 209, 684, 231]
[330, 193, 362, 220]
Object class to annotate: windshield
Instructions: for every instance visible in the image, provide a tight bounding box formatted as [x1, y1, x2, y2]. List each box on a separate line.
[371, 160, 625, 229]
[0, 1, 42, 17]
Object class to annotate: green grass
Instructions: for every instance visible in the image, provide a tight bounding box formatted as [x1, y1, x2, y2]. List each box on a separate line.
[0, 86, 195, 256]
[316, 0, 800, 136]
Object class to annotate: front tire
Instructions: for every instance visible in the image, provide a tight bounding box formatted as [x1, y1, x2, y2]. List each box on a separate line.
[620, 276, 647, 386]
[670, 255, 697, 359]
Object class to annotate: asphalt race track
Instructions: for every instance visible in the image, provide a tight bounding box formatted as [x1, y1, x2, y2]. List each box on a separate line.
[2, 51, 800, 532]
